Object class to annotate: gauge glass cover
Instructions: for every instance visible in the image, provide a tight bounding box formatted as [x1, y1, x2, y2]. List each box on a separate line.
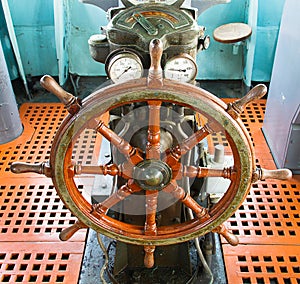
[108, 53, 143, 83]
[164, 55, 197, 83]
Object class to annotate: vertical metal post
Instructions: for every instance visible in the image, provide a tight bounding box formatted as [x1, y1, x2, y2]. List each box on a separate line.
[0, 40, 23, 144]
[2, 0, 31, 99]
[244, 0, 258, 87]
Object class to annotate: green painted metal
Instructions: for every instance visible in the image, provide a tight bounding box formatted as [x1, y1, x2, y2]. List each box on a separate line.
[54, 0, 70, 85]
[197, 0, 246, 80]
[0, 3, 18, 80]
[244, 0, 258, 87]
[4, 0, 58, 77]
[252, 0, 286, 82]
[1, 0, 286, 82]
[67, 0, 106, 76]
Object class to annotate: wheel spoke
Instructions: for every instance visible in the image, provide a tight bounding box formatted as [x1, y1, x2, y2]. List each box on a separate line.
[73, 163, 120, 175]
[143, 189, 158, 269]
[146, 100, 162, 160]
[92, 180, 142, 214]
[94, 119, 143, 165]
[163, 182, 209, 220]
[71, 162, 134, 179]
[177, 165, 235, 180]
[164, 122, 217, 168]
[144, 190, 158, 235]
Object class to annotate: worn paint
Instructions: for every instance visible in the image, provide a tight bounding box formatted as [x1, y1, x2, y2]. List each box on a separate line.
[1, 0, 285, 81]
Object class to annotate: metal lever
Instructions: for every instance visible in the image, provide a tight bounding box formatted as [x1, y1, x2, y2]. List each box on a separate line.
[227, 84, 268, 119]
[40, 75, 81, 115]
[252, 168, 292, 183]
[10, 161, 52, 177]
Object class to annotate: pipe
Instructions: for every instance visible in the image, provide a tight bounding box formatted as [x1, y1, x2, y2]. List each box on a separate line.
[0, 40, 23, 144]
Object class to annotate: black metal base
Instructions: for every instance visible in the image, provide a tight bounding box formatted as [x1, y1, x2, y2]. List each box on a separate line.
[78, 230, 227, 284]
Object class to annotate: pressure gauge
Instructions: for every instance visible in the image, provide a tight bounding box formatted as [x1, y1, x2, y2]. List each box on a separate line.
[121, 0, 184, 7]
[107, 52, 143, 83]
[164, 54, 198, 83]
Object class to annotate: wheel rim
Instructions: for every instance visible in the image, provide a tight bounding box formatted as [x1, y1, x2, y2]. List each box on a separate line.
[50, 78, 253, 246]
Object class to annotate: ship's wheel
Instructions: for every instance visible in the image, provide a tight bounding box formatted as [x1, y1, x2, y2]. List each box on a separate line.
[11, 39, 292, 268]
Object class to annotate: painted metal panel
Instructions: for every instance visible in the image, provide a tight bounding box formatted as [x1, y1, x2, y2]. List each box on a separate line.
[263, 0, 300, 171]
[2, 0, 287, 82]
[6, 0, 58, 77]
[0, 3, 18, 80]
[251, 0, 286, 82]
[0, 41, 23, 144]
[197, 0, 246, 80]
[67, 0, 106, 76]
[243, 0, 257, 87]
[54, 0, 69, 85]
[252, 26, 279, 82]
[13, 26, 58, 76]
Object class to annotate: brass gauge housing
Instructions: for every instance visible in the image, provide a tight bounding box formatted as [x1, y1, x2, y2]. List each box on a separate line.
[107, 51, 144, 83]
[164, 54, 198, 83]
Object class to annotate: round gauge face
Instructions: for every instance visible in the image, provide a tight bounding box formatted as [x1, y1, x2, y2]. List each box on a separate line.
[121, 0, 185, 7]
[164, 54, 198, 83]
[108, 52, 143, 83]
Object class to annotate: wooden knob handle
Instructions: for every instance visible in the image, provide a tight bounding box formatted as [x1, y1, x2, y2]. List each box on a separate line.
[213, 223, 239, 246]
[40, 75, 81, 115]
[59, 220, 87, 241]
[144, 245, 155, 268]
[228, 84, 267, 118]
[253, 168, 292, 182]
[10, 161, 51, 177]
[148, 39, 163, 87]
[40, 75, 74, 105]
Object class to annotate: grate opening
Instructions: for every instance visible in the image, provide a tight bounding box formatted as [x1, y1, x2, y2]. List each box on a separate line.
[0, 243, 83, 283]
[225, 179, 300, 244]
[0, 179, 90, 242]
[224, 245, 300, 284]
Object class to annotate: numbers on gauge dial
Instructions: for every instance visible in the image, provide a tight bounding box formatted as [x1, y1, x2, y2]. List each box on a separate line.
[108, 53, 143, 83]
[164, 55, 198, 83]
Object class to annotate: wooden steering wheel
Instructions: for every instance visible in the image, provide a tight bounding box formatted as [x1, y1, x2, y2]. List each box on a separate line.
[11, 39, 292, 268]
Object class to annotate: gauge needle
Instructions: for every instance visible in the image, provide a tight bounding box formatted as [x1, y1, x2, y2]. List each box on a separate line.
[116, 66, 132, 79]
[133, 13, 158, 36]
[169, 68, 187, 72]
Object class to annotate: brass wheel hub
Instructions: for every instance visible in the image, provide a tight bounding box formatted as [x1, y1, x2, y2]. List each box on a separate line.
[134, 160, 172, 191]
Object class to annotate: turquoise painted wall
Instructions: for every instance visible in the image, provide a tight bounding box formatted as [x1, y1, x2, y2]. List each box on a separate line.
[252, 0, 285, 81]
[197, 0, 247, 79]
[1, 0, 58, 77]
[67, 0, 106, 76]
[0, 3, 18, 79]
[1, 0, 285, 82]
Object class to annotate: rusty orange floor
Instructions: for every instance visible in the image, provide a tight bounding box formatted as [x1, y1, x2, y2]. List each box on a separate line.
[0, 101, 299, 284]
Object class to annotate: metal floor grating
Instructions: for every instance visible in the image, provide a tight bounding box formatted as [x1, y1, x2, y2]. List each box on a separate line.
[0, 101, 299, 283]
[225, 178, 300, 245]
[0, 242, 84, 283]
[0, 103, 91, 283]
[0, 178, 90, 242]
[223, 245, 300, 284]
